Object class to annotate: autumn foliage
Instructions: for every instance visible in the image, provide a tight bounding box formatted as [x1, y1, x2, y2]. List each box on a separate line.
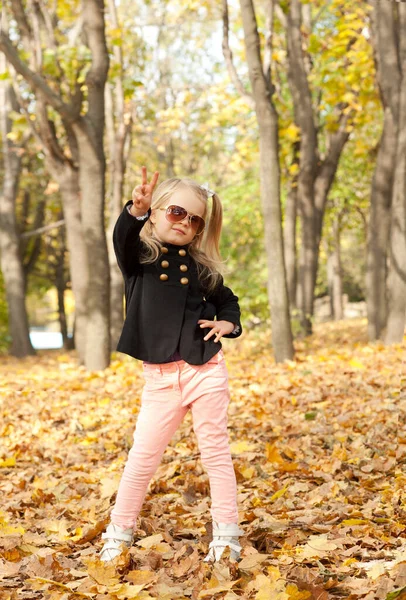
[0, 319, 404, 599]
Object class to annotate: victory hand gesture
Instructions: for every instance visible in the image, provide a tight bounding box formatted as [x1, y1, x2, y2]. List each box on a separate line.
[130, 166, 160, 216]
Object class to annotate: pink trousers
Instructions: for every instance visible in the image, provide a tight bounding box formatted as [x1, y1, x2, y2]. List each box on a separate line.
[110, 349, 239, 529]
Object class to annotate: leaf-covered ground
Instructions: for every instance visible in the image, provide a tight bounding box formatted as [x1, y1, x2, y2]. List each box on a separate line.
[0, 318, 404, 599]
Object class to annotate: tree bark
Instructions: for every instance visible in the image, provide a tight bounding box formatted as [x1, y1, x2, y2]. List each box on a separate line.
[77, 0, 110, 370]
[33, 98, 88, 362]
[328, 214, 343, 320]
[385, 4, 406, 344]
[285, 0, 351, 335]
[55, 255, 69, 349]
[105, 0, 132, 350]
[367, 0, 402, 341]
[0, 76, 35, 357]
[0, 0, 111, 370]
[238, 0, 294, 361]
[283, 182, 298, 309]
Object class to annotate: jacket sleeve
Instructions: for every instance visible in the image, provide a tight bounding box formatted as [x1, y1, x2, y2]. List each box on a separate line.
[112, 200, 152, 278]
[205, 275, 242, 339]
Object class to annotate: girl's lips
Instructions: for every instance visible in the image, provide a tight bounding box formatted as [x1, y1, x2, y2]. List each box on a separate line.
[173, 228, 186, 234]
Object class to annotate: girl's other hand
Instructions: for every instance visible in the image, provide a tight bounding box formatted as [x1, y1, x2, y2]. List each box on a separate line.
[131, 166, 159, 216]
[198, 320, 235, 343]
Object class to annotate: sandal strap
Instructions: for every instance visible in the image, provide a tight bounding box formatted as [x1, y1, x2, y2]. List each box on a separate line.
[212, 523, 244, 537]
[100, 540, 129, 551]
[209, 539, 242, 553]
[101, 530, 133, 542]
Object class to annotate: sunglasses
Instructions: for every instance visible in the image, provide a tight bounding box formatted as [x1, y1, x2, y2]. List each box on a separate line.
[159, 205, 205, 234]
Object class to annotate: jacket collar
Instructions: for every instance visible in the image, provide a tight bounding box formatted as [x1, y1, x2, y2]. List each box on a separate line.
[153, 237, 192, 252]
[161, 242, 191, 250]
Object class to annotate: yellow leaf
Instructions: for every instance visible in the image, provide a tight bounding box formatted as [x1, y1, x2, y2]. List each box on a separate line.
[229, 440, 256, 454]
[349, 358, 366, 369]
[135, 533, 163, 549]
[298, 534, 337, 559]
[68, 527, 84, 541]
[238, 553, 271, 570]
[126, 570, 156, 585]
[254, 572, 289, 600]
[241, 466, 256, 479]
[286, 584, 311, 599]
[270, 483, 289, 502]
[342, 558, 358, 567]
[83, 557, 121, 586]
[341, 519, 368, 526]
[0, 523, 25, 535]
[266, 443, 284, 463]
[114, 583, 147, 599]
[0, 456, 16, 467]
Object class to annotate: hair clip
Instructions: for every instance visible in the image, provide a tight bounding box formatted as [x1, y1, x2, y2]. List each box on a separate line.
[200, 182, 215, 198]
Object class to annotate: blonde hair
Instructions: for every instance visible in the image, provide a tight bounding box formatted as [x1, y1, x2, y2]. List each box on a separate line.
[139, 177, 225, 294]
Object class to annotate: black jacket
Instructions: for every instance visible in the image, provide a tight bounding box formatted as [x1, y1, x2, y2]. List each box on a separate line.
[113, 200, 242, 365]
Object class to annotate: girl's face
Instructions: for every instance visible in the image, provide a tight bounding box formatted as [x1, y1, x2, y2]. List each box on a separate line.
[150, 188, 206, 246]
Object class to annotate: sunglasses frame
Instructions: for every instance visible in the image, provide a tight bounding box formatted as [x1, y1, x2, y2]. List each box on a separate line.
[158, 205, 206, 235]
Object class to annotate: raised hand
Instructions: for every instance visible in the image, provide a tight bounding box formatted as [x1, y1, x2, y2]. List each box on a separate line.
[130, 166, 160, 216]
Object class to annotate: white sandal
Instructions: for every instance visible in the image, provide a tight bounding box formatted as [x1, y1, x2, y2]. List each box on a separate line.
[203, 521, 244, 562]
[99, 522, 134, 563]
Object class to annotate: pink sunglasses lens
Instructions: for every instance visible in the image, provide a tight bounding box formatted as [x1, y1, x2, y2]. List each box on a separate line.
[166, 206, 205, 233]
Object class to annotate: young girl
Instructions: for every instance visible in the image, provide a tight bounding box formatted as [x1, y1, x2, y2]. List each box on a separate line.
[99, 166, 244, 564]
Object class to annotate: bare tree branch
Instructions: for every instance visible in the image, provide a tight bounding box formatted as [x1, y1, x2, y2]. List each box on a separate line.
[222, 0, 255, 108]
[20, 219, 65, 238]
[0, 31, 79, 123]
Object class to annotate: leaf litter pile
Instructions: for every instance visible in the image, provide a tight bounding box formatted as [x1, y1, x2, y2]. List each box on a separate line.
[0, 318, 404, 599]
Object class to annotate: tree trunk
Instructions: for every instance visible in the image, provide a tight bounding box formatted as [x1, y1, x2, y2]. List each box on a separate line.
[75, 0, 110, 370]
[366, 110, 395, 340]
[239, 0, 293, 361]
[45, 165, 89, 363]
[285, 0, 351, 335]
[330, 215, 343, 320]
[327, 251, 334, 318]
[55, 259, 68, 349]
[0, 0, 110, 370]
[0, 76, 35, 357]
[283, 182, 298, 309]
[105, 84, 125, 351]
[385, 21, 406, 343]
[105, 0, 132, 350]
[74, 129, 110, 370]
[367, 0, 401, 341]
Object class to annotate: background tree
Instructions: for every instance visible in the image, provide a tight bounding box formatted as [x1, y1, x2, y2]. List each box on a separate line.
[280, 0, 373, 335]
[367, 0, 406, 344]
[0, 45, 34, 357]
[0, 0, 111, 370]
[223, 0, 294, 362]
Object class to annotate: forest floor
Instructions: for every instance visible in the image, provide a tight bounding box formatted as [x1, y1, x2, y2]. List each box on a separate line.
[0, 318, 404, 600]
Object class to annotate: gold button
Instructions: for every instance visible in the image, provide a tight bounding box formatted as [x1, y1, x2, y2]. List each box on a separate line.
[161, 247, 169, 254]
[178, 249, 187, 256]
[161, 260, 169, 268]
[180, 264, 188, 272]
[160, 273, 169, 281]
[180, 277, 189, 285]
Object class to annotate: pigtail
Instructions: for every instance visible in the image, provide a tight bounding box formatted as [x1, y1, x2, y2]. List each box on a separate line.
[192, 193, 225, 294]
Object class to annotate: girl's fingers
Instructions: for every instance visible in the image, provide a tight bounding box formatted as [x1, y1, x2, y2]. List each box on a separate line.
[204, 329, 215, 341]
[141, 165, 147, 186]
[149, 171, 159, 191]
[204, 327, 222, 341]
[199, 320, 214, 327]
